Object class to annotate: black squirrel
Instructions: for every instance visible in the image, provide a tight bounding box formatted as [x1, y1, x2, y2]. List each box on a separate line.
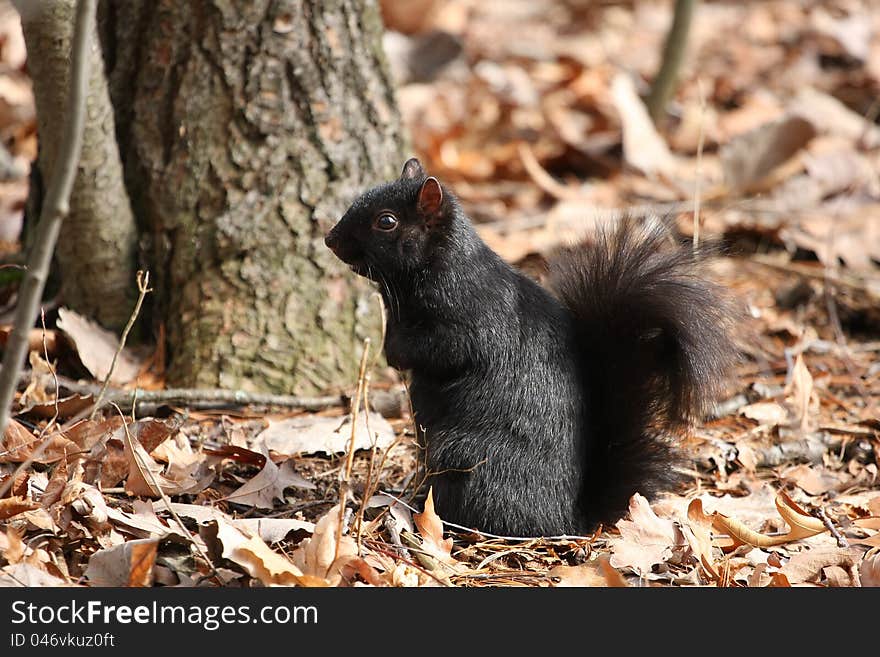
[325, 158, 736, 537]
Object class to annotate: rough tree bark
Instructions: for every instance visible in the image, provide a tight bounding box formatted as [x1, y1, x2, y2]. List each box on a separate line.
[99, 0, 405, 393]
[20, 0, 138, 330]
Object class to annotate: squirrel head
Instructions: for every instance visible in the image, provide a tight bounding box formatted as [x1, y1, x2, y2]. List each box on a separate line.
[325, 158, 456, 282]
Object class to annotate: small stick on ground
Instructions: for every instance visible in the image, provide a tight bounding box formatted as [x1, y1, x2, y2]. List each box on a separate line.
[815, 507, 849, 549]
[90, 271, 152, 419]
[335, 337, 371, 562]
[54, 375, 347, 418]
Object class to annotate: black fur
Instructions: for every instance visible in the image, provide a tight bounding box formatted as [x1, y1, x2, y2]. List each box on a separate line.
[325, 160, 736, 536]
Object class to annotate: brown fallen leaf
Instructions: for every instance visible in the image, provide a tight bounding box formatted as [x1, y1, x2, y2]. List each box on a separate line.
[610, 493, 686, 577]
[40, 458, 68, 508]
[413, 487, 456, 566]
[740, 401, 789, 427]
[55, 307, 142, 385]
[781, 464, 850, 496]
[122, 426, 190, 497]
[215, 519, 324, 587]
[781, 547, 861, 586]
[223, 458, 315, 509]
[0, 418, 78, 464]
[610, 72, 676, 176]
[688, 491, 827, 550]
[0, 562, 71, 587]
[550, 554, 628, 587]
[860, 550, 880, 587]
[153, 502, 315, 543]
[720, 114, 816, 193]
[254, 412, 396, 457]
[84, 538, 159, 587]
[0, 496, 39, 520]
[291, 503, 359, 583]
[784, 354, 815, 431]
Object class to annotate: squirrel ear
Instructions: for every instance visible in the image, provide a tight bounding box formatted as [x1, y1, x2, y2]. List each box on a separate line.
[400, 157, 425, 180]
[417, 176, 443, 217]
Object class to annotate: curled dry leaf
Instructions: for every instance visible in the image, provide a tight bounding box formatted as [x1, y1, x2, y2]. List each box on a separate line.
[85, 538, 159, 587]
[291, 503, 359, 583]
[154, 502, 315, 543]
[56, 308, 142, 385]
[121, 425, 191, 497]
[784, 354, 815, 431]
[413, 487, 456, 566]
[216, 519, 324, 587]
[688, 491, 827, 550]
[610, 72, 676, 177]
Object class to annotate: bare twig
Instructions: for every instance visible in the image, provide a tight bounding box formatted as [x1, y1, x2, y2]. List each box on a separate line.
[335, 337, 371, 562]
[0, 0, 95, 443]
[89, 271, 151, 419]
[815, 507, 849, 549]
[356, 294, 389, 551]
[645, 0, 697, 124]
[692, 77, 706, 251]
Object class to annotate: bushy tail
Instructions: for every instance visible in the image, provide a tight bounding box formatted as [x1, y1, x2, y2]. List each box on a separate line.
[548, 217, 738, 526]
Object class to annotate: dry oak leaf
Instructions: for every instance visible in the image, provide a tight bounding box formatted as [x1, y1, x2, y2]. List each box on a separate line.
[0, 496, 39, 520]
[56, 307, 142, 385]
[860, 550, 880, 587]
[121, 425, 191, 497]
[781, 547, 862, 586]
[0, 418, 77, 464]
[0, 562, 70, 587]
[784, 353, 815, 431]
[153, 501, 315, 543]
[291, 503, 359, 584]
[216, 519, 325, 587]
[254, 412, 396, 457]
[550, 554, 628, 587]
[720, 114, 816, 193]
[739, 401, 788, 427]
[688, 490, 827, 550]
[223, 458, 314, 509]
[609, 494, 687, 577]
[84, 538, 159, 587]
[413, 487, 456, 566]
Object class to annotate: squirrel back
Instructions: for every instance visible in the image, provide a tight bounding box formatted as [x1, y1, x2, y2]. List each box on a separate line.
[325, 159, 736, 536]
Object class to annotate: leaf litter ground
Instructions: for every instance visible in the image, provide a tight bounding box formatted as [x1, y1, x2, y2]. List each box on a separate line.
[0, 0, 879, 586]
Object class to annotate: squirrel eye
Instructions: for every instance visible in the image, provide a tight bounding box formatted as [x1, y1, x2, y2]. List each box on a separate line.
[374, 212, 399, 231]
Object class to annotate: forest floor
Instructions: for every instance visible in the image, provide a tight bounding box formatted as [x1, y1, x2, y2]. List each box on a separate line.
[1, 0, 879, 587]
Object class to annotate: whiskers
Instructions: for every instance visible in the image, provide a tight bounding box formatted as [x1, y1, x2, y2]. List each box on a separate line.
[365, 259, 402, 322]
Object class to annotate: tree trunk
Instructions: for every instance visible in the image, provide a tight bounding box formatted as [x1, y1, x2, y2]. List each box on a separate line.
[20, 0, 138, 330]
[100, 0, 405, 393]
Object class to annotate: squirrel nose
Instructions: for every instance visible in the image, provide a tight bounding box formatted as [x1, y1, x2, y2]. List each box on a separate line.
[324, 230, 339, 251]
